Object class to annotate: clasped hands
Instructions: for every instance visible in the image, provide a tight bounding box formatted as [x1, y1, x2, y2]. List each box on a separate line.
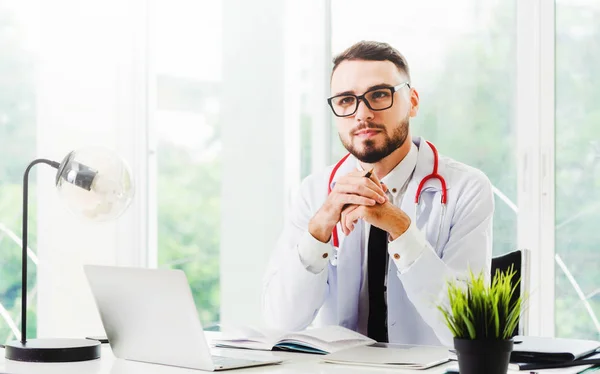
[308, 169, 411, 244]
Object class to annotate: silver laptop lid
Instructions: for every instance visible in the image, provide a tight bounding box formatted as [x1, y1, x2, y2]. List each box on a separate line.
[84, 265, 214, 371]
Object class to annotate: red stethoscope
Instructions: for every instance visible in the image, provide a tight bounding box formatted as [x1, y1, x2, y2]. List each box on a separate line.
[328, 140, 447, 250]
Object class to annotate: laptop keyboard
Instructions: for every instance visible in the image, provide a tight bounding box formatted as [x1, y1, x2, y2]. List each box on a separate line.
[212, 355, 268, 369]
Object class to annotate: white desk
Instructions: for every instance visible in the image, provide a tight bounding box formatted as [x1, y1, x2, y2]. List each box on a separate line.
[0, 344, 456, 374]
[1, 344, 588, 373]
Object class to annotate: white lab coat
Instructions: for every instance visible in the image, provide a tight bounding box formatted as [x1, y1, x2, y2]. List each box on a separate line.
[262, 137, 494, 346]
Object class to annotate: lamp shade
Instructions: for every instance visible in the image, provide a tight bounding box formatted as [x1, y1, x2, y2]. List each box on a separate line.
[55, 147, 134, 222]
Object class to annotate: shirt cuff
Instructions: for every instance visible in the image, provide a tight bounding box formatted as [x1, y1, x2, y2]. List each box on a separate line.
[297, 231, 333, 274]
[388, 220, 428, 273]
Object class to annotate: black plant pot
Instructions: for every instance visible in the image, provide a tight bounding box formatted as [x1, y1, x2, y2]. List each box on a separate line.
[454, 338, 514, 374]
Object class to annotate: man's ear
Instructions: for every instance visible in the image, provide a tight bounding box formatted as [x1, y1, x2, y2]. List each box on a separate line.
[409, 88, 419, 117]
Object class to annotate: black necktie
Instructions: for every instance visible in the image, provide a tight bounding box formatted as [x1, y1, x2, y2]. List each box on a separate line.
[367, 225, 389, 342]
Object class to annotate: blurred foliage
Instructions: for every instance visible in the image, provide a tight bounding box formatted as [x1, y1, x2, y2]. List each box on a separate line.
[554, 2, 600, 340]
[156, 143, 221, 325]
[0, 2, 38, 342]
[416, 0, 517, 258]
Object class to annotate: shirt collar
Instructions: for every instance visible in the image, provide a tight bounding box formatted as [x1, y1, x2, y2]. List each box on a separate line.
[356, 142, 418, 199]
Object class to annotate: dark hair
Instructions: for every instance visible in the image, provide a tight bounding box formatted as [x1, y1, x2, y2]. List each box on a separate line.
[332, 41, 411, 81]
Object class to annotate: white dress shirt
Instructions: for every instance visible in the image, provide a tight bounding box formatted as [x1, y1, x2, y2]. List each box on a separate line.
[297, 143, 432, 335]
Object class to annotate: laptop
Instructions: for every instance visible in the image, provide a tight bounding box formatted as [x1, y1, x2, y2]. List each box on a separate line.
[84, 264, 283, 371]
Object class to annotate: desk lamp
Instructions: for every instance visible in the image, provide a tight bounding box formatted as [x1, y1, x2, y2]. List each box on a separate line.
[4, 147, 134, 362]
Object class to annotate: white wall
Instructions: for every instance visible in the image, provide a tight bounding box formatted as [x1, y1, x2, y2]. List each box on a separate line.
[36, 0, 148, 338]
[219, 0, 286, 327]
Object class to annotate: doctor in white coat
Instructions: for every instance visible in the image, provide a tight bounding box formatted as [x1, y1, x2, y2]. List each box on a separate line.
[262, 41, 494, 347]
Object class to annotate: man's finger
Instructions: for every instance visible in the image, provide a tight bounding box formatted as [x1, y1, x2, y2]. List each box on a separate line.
[336, 194, 376, 207]
[341, 205, 358, 235]
[334, 183, 386, 203]
[345, 205, 366, 225]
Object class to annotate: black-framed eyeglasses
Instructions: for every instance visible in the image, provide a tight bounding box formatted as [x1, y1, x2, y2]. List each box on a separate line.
[327, 82, 411, 118]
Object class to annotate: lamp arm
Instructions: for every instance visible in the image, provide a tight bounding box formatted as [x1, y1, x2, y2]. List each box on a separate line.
[21, 159, 59, 344]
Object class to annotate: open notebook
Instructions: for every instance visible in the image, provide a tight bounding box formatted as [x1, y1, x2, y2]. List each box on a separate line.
[212, 325, 376, 354]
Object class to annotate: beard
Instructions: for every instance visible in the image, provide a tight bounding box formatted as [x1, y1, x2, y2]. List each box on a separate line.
[341, 115, 409, 163]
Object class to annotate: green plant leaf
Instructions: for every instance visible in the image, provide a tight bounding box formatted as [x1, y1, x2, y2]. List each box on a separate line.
[438, 267, 522, 340]
[462, 308, 477, 339]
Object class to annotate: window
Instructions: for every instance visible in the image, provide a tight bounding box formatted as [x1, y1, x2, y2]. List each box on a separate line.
[555, 0, 600, 340]
[0, 0, 39, 341]
[152, 0, 222, 325]
[151, 0, 292, 328]
[0, 0, 592, 340]
[330, 0, 518, 256]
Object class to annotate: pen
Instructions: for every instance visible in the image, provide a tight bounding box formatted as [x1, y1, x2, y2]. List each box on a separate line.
[364, 168, 389, 196]
[364, 168, 387, 193]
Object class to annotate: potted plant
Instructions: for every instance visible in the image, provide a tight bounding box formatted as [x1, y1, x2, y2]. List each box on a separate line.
[438, 267, 522, 374]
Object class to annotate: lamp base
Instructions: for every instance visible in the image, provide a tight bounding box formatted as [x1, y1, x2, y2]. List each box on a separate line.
[5, 338, 101, 362]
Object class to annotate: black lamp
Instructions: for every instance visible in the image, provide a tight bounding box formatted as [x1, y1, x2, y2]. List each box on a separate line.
[4, 147, 134, 362]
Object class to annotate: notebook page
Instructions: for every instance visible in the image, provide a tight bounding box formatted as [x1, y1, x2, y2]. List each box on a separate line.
[213, 325, 286, 349]
[277, 326, 375, 353]
[289, 325, 374, 343]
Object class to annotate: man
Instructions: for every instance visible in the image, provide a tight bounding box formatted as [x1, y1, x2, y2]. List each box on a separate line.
[262, 41, 493, 346]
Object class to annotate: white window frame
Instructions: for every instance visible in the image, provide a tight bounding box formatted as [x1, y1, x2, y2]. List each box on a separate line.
[516, 0, 556, 337]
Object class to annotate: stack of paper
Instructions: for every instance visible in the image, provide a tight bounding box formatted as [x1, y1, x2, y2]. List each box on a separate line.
[322, 343, 450, 370]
